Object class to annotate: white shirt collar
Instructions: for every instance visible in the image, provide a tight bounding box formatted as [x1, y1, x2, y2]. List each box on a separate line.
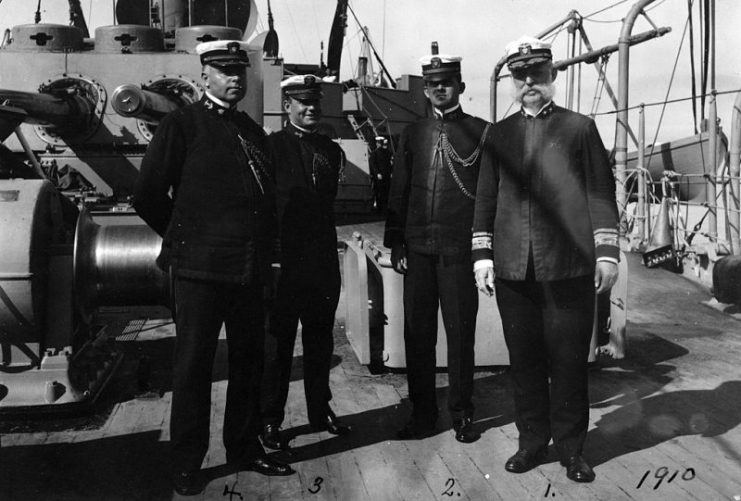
[433, 103, 461, 118]
[205, 91, 234, 110]
[289, 121, 315, 134]
[521, 101, 553, 117]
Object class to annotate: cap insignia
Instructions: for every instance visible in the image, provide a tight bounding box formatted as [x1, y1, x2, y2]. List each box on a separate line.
[518, 43, 532, 56]
[430, 57, 441, 69]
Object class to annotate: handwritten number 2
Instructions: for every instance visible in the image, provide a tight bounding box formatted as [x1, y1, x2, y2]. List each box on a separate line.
[308, 477, 323, 494]
[442, 478, 456, 496]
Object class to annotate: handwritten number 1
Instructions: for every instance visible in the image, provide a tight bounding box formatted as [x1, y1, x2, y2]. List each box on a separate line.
[636, 470, 650, 489]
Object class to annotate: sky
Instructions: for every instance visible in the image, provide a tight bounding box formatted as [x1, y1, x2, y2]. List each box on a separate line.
[2, 0, 741, 147]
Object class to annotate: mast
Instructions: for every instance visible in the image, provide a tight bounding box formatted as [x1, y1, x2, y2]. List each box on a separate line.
[263, 0, 279, 58]
[326, 0, 348, 79]
[68, 0, 90, 37]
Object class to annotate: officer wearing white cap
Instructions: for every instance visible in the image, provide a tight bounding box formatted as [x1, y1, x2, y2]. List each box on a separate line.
[472, 36, 619, 483]
[260, 74, 349, 450]
[135, 39, 294, 495]
[369, 135, 392, 212]
[384, 43, 495, 444]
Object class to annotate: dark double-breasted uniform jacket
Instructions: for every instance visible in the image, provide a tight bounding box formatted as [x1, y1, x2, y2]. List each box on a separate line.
[260, 122, 345, 427]
[382, 105, 494, 422]
[133, 95, 275, 473]
[472, 103, 619, 279]
[134, 96, 274, 284]
[384, 106, 493, 256]
[471, 102, 620, 458]
[268, 122, 344, 266]
[369, 146, 393, 180]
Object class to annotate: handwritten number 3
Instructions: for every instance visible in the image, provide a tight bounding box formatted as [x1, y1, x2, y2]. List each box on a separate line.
[308, 477, 323, 494]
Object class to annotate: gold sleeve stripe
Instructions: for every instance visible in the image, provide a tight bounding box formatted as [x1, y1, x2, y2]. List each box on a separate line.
[472, 232, 493, 251]
[593, 228, 619, 248]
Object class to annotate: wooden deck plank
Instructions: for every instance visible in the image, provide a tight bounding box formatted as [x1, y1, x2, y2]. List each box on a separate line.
[5, 229, 741, 500]
[325, 452, 372, 501]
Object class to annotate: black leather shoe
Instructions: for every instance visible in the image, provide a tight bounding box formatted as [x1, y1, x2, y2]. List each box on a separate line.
[261, 424, 289, 450]
[172, 471, 203, 496]
[505, 449, 547, 473]
[243, 456, 295, 476]
[396, 420, 436, 440]
[311, 413, 351, 435]
[561, 455, 595, 483]
[452, 417, 480, 443]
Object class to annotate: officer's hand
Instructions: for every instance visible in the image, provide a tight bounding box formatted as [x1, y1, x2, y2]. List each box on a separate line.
[594, 261, 618, 295]
[391, 244, 407, 274]
[475, 266, 495, 297]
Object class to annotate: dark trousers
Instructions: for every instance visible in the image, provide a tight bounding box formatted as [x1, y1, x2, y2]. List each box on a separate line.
[261, 256, 341, 427]
[170, 276, 265, 473]
[403, 250, 478, 425]
[495, 271, 594, 459]
[373, 180, 390, 212]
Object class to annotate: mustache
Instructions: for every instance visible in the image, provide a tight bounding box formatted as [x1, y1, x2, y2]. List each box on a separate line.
[514, 82, 556, 103]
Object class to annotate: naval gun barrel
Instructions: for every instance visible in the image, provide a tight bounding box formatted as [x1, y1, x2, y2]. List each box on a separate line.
[0, 89, 94, 128]
[111, 84, 185, 123]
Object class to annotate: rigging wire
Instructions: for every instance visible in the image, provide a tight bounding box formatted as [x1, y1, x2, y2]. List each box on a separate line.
[589, 56, 610, 119]
[284, 1, 308, 61]
[310, 1, 321, 48]
[687, 0, 698, 134]
[584, 0, 630, 19]
[644, 10, 693, 173]
[594, 87, 741, 115]
[584, 0, 668, 23]
[382, 0, 386, 60]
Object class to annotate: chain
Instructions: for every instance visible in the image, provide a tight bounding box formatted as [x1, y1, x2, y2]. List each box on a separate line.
[435, 123, 491, 200]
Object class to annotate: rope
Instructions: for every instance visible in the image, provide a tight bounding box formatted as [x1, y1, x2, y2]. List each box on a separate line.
[593, 87, 741, 115]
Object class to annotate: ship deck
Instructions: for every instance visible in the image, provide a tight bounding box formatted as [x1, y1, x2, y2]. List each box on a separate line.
[3, 220, 741, 500]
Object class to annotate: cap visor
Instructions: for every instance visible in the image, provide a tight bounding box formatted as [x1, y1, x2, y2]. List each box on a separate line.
[507, 55, 551, 70]
[208, 61, 250, 68]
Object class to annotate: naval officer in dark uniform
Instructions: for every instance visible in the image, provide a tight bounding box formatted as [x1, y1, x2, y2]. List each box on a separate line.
[472, 36, 620, 483]
[260, 75, 350, 450]
[134, 40, 294, 496]
[369, 136, 393, 212]
[384, 46, 494, 443]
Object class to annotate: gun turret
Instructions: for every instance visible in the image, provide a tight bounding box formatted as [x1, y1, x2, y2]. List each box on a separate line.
[111, 84, 184, 123]
[0, 73, 106, 146]
[0, 89, 95, 129]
